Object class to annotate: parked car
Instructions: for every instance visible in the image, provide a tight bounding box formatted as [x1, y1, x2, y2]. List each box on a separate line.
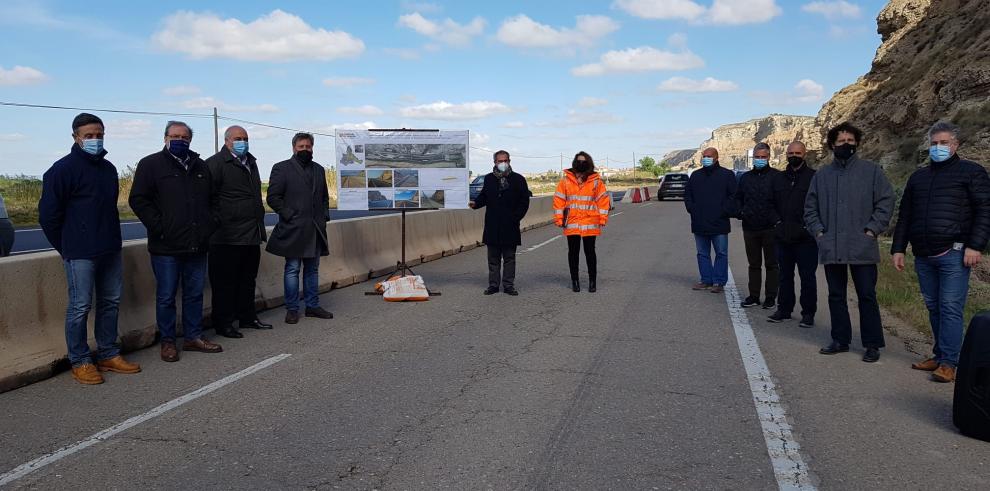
[469, 175, 485, 201]
[657, 173, 689, 200]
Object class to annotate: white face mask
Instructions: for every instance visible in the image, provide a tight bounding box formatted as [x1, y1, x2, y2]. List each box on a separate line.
[496, 163, 509, 173]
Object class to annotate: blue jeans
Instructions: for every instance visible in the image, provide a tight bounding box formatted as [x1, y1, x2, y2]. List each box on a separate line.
[284, 257, 321, 312]
[151, 254, 208, 343]
[915, 249, 971, 367]
[694, 234, 729, 286]
[63, 252, 122, 367]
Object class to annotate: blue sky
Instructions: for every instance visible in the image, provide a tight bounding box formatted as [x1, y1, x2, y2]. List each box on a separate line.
[0, 0, 887, 177]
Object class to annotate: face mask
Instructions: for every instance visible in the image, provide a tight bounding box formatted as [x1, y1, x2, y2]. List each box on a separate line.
[753, 158, 768, 169]
[295, 150, 313, 163]
[232, 140, 249, 157]
[168, 139, 190, 158]
[787, 156, 805, 168]
[80, 138, 103, 155]
[701, 157, 715, 167]
[496, 163, 509, 173]
[929, 144, 951, 163]
[573, 160, 591, 173]
[833, 143, 856, 160]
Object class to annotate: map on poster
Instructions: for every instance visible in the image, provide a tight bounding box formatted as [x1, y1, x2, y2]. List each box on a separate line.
[335, 129, 470, 210]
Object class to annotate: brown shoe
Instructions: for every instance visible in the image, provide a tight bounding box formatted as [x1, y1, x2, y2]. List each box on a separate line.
[161, 342, 179, 363]
[932, 364, 956, 383]
[183, 338, 223, 353]
[692, 282, 712, 290]
[710, 284, 724, 293]
[285, 310, 300, 324]
[71, 364, 104, 385]
[97, 355, 141, 374]
[911, 357, 938, 371]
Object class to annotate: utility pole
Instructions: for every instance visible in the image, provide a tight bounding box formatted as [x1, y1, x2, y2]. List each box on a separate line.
[213, 107, 219, 153]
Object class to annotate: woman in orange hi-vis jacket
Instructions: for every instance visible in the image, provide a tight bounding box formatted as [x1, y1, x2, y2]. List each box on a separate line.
[553, 151, 610, 293]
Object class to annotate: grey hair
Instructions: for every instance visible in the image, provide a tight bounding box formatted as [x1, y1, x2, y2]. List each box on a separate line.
[753, 142, 771, 154]
[164, 121, 193, 138]
[224, 125, 246, 140]
[928, 121, 960, 142]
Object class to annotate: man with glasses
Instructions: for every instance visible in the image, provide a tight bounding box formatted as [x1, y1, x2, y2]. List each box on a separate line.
[470, 150, 531, 295]
[130, 121, 223, 362]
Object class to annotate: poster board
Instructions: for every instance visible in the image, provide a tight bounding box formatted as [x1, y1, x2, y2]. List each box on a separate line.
[335, 129, 470, 210]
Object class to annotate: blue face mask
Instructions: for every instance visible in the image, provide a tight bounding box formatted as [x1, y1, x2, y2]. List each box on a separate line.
[168, 139, 190, 158]
[701, 157, 715, 167]
[929, 144, 951, 163]
[753, 158, 768, 169]
[232, 140, 249, 157]
[80, 138, 104, 155]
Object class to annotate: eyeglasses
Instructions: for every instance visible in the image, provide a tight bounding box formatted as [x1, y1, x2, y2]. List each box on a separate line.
[166, 134, 192, 141]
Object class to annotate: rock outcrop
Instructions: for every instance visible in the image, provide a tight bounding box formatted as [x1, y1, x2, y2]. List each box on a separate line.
[672, 114, 821, 170]
[661, 149, 695, 167]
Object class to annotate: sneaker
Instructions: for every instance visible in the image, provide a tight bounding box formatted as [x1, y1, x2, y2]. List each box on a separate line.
[692, 282, 712, 290]
[798, 316, 815, 328]
[709, 284, 724, 293]
[767, 311, 792, 323]
[762, 297, 776, 310]
[741, 296, 760, 308]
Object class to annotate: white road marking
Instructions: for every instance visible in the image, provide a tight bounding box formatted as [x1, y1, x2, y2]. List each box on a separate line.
[723, 267, 816, 490]
[521, 235, 561, 253]
[0, 354, 292, 487]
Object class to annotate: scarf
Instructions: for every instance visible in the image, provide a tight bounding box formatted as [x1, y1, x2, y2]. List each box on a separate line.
[493, 167, 511, 191]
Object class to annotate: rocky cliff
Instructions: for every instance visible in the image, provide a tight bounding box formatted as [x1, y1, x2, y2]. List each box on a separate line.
[816, 0, 990, 181]
[671, 114, 821, 170]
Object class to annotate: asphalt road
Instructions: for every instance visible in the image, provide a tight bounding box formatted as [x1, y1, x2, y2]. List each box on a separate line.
[6, 198, 981, 489]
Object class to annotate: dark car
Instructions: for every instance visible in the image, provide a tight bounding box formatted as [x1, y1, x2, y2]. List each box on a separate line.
[657, 173, 689, 200]
[469, 175, 485, 200]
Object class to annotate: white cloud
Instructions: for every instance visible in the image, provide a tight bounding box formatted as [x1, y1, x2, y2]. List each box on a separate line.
[496, 15, 619, 49]
[337, 105, 385, 116]
[399, 101, 513, 120]
[502, 121, 526, 128]
[614, 0, 782, 25]
[323, 77, 376, 88]
[472, 132, 491, 146]
[613, 0, 706, 20]
[708, 0, 782, 25]
[108, 119, 153, 140]
[0, 65, 48, 86]
[313, 121, 379, 134]
[802, 1, 862, 20]
[397, 12, 486, 47]
[657, 76, 738, 92]
[792, 79, 825, 102]
[0, 133, 28, 142]
[578, 97, 609, 107]
[571, 46, 704, 76]
[162, 85, 200, 96]
[152, 10, 365, 61]
[182, 97, 280, 113]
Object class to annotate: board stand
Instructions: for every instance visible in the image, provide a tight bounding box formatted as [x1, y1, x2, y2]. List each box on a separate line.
[365, 208, 442, 297]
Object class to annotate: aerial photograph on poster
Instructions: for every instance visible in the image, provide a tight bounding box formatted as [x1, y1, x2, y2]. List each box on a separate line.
[394, 169, 419, 187]
[394, 189, 420, 208]
[365, 144, 467, 169]
[368, 189, 394, 209]
[366, 170, 393, 187]
[420, 190, 445, 208]
[340, 170, 366, 188]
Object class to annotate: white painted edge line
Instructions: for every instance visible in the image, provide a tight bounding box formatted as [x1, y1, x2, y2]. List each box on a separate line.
[723, 267, 816, 491]
[0, 353, 292, 488]
[521, 235, 561, 253]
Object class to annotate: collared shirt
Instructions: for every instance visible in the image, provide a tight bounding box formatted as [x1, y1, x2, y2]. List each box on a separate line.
[229, 148, 249, 171]
[168, 150, 191, 171]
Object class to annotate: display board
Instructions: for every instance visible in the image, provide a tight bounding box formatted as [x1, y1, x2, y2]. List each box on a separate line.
[335, 129, 470, 210]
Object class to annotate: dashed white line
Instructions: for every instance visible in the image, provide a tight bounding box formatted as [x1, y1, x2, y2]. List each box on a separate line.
[723, 267, 816, 490]
[0, 353, 292, 487]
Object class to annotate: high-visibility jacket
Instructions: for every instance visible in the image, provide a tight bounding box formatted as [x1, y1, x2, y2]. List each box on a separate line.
[553, 170, 610, 236]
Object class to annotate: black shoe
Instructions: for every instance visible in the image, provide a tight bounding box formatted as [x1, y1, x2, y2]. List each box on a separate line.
[305, 307, 334, 319]
[572, 279, 580, 292]
[503, 287, 519, 296]
[741, 296, 760, 308]
[766, 311, 791, 323]
[762, 297, 776, 310]
[240, 319, 273, 330]
[799, 316, 815, 328]
[215, 327, 244, 339]
[484, 286, 499, 295]
[588, 280, 597, 293]
[819, 341, 849, 355]
[863, 348, 880, 363]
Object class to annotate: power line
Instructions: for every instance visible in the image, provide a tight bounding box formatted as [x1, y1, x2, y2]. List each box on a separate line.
[0, 101, 212, 119]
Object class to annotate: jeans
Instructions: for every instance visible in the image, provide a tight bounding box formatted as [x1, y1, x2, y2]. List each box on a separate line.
[63, 252, 122, 366]
[567, 235, 597, 281]
[915, 249, 971, 367]
[487, 245, 517, 289]
[151, 254, 208, 343]
[824, 264, 885, 348]
[743, 229, 778, 300]
[285, 257, 321, 312]
[777, 241, 819, 317]
[694, 234, 728, 286]
[209, 244, 261, 327]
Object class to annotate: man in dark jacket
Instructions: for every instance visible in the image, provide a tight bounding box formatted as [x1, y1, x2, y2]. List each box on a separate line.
[266, 133, 334, 324]
[735, 142, 780, 310]
[470, 150, 531, 296]
[891, 121, 990, 382]
[206, 125, 271, 338]
[39, 113, 140, 384]
[767, 141, 818, 327]
[684, 147, 737, 293]
[805, 122, 894, 362]
[130, 121, 223, 362]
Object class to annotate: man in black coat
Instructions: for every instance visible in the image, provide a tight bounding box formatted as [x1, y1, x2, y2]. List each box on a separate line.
[470, 150, 531, 296]
[767, 141, 818, 327]
[891, 121, 990, 382]
[735, 142, 781, 310]
[205, 125, 271, 338]
[684, 147, 737, 293]
[266, 133, 334, 324]
[130, 121, 223, 362]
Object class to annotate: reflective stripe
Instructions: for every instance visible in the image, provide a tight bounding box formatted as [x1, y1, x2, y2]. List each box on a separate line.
[554, 192, 566, 199]
[567, 203, 596, 211]
[554, 210, 564, 215]
[565, 223, 600, 230]
[567, 195, 594, 201]
[598, 209, 610, 214]
[596, 192, 608, 200]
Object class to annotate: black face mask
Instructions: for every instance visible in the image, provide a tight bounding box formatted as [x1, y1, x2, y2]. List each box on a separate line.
[295, 150, 313, 163]
[573, 160, 591, 173]
[786, 156, 805, 168]
[833, 143, 856, 161]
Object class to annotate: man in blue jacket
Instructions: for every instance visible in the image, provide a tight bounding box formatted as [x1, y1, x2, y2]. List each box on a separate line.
[684, 147, 738, 294]
[39, 113, 141, 385]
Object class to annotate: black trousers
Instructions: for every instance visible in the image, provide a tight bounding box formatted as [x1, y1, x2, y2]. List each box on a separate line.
[824, 264, 885, 348]
[567, 235, 597, 281]
[743, 228, 778, 300]
[487, 245, 517, 289]
[776, 240, 818, 317]
[0, 218, 13, 257]
[209, 244, 261, 328]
